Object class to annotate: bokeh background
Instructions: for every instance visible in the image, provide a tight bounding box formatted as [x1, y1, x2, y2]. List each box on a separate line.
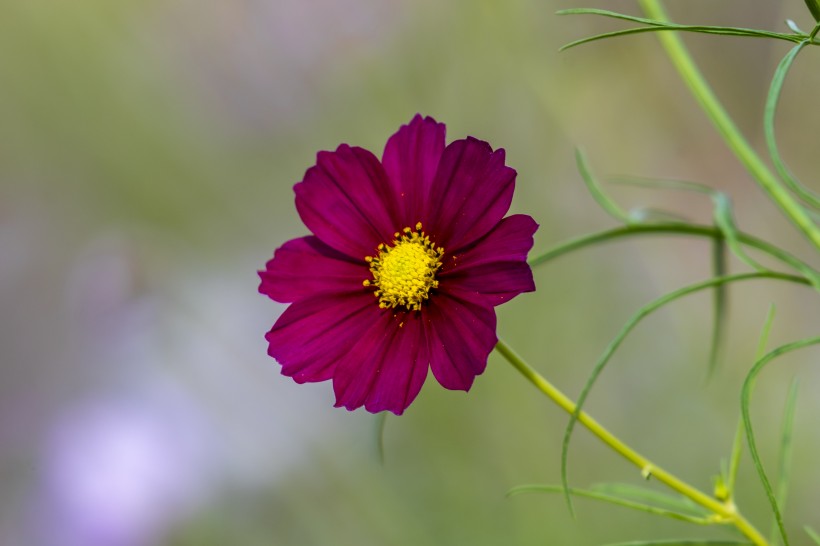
[2, 0, 819, 544]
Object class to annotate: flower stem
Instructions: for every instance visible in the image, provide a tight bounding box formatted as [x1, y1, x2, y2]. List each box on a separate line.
[636, 0, 820, 251]
[494, 339, 770, 546]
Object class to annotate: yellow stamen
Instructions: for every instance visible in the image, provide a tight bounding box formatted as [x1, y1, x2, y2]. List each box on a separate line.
[364, 223, 443, 311]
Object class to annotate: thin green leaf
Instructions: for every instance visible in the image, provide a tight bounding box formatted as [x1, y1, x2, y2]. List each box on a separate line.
[618, 177, 820, 289]
[726, 305, 776, 499]
[708, 236, 727, 378]
[590, 483, 709, 517]
[741, 336, 820, 546]
[785, 19, 805, 34]
[712, 193, 765, 272]
[805, 0, 820, 23]
[769, 379, 799, 545]
[755, 305, 777, 360]
[561, 273, 811, 513]
[612, 177, 764, 272]
[526, 224, 820, 291]
[507, 484, 711, 524]
[575, 149, 631, 224]
[532, 224, 819, 289]
[556, 8, 667, 27]
[559, 22, 802, 52]
[558, 7, 806, 44]
[373, 411, 387, 465]
[764, 41, 820, 210]
[556, 8, 804, 39]
[806, 526, 820, 545]
[607, 539, 751, 546]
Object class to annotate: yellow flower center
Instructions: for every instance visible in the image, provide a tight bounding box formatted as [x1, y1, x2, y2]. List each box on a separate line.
[364, 222, 444, 311]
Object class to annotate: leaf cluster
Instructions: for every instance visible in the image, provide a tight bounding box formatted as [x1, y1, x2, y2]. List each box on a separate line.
[512, 4, 820, 545]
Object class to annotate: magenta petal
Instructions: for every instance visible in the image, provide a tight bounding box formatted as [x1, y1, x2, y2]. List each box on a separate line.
[258, 236, 367, 303]
[426, 292, 497, 391]
[266, 292, 378, 384]
[332, 311, 428, 415]
[427, 137, 515, 251]
[439, 214, 537, 306]
[295, 145, 398, 259]
[381, 114, 446, 227]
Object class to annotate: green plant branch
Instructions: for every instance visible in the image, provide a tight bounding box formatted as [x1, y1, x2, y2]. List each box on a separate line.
[495, 339, 770, 546]
[556, 8, 810, 50]
[770, 379, 799, 546]
[559, 272, 809, 530]
[726, 305, 776, 501]
[741, 336, 820, 546]
[708, 236, 728, 377]
[507, 484, 713, 525]
[527, 224, 819, 289]
[764, 39, 820, 210]
[635, 0, 820, 250]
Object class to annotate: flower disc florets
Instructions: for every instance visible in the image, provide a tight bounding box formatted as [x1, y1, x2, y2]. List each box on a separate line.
[364, 222, 443, 311]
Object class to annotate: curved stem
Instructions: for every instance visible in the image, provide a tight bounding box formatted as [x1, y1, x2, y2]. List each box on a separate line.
[495, 339, 770, 546]
[636, 0, 820, 250]
[528, 224, 819, 288]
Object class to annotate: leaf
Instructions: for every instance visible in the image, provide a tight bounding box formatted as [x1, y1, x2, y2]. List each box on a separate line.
[711, 193, 765, 272]
[526, 224, 817, 284]
[785, 19, 805, 34]
[613, 177, 763, 272]
[726, 421, 743, 499]
[507, 484, 710, 524]
[805, 0, 820, 23]
[769, 379, 799, 545]
[556, 8, 803, 51]
[560, 272, 810, 516]
[575, 148, 631, 224]
[708, 236, 728, 378]
[764, 41, 820, 210]
[612, 177, 820, 290]
[557, 7, 667, 27]
[806, 526, 820, 545]
[590, 483, 709, 517]
[725, 304, 778, 500]
[741, 336, 820, 546]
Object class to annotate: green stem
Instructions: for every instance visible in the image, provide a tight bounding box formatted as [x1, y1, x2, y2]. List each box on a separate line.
[636, 0, 820, 250]
[527, 224, 819, 288]
[495, 339, 770, 546]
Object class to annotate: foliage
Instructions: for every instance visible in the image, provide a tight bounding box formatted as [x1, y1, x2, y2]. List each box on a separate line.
[495, 2, 820, 545]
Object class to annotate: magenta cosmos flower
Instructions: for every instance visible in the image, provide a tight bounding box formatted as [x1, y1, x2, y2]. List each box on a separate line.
[259, 115, 537, 415]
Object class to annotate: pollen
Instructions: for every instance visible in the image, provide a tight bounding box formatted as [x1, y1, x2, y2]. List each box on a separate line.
[364, 222, 444, 311]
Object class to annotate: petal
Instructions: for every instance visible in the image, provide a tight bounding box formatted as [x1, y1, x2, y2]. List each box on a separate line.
[258, 236, 368, 303]
[266, 292, 379, 384]
[427, 137, 516, 251]
[295, 145, 398, 259]
[438, 214, 537, 306]
[333, 310, 429, 415]
[381, 114, 446, 227]
[425, 291, 497, 391]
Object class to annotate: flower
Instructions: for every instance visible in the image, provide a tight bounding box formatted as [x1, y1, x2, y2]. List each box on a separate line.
[259, 115, 537, 415]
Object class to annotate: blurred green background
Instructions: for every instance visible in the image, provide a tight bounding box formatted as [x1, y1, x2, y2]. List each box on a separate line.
[2, 0, 819, 544]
